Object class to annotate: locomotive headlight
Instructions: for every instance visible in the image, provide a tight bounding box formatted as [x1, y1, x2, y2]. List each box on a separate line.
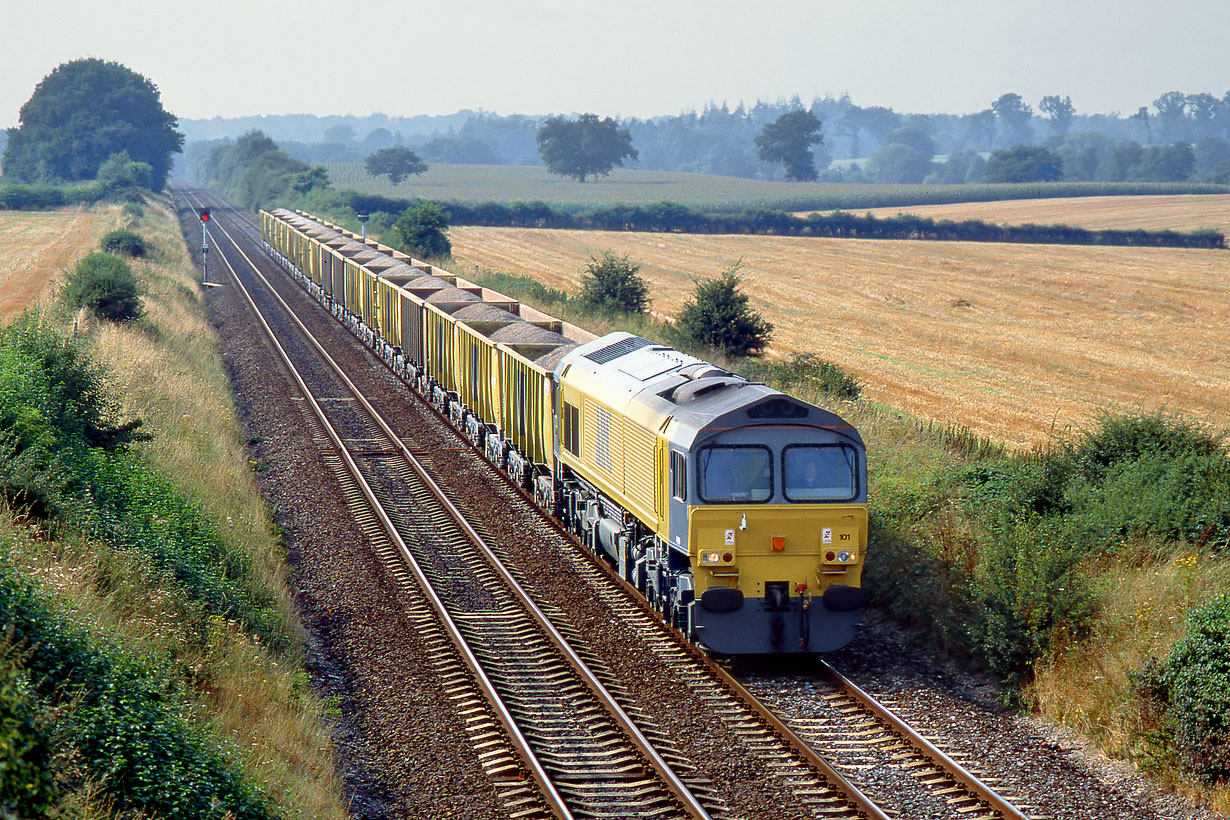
[838, 550, 853, 563]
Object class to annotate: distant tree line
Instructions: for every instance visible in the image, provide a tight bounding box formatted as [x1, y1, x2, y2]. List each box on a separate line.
[188, 131, 1225, 250]
[179, 89, 1230, 186]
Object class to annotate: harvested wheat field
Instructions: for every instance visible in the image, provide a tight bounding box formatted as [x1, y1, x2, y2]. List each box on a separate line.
[802, 194, 1230, 234]
[452, 227, 1230, 447]
[0, 209, 114, 320]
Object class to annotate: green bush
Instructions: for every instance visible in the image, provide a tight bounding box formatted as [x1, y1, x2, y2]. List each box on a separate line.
[578, 252, 650, 315]
[741, 352, 862, 400]
[0, 658, 60, 817]
[1155, 595, 1230, 782]
[971, 520, 1093, 683]
[392, 201, 451, 258]
[674, 263, 773, 358]
[0, 314, 147, 516]
[121, 201, 145, 220]
[950, 411, 1230, 681]
[61, 251, 144, 322]
[100, 228, 148, 257]
[75, 448, 289, 652]
[0, 561, 274, 819]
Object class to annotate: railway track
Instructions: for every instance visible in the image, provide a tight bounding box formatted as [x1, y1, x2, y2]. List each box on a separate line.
[175, 186, 1040, 820]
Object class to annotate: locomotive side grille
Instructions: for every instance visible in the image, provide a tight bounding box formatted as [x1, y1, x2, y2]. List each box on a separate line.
[593, 404, 613, 472]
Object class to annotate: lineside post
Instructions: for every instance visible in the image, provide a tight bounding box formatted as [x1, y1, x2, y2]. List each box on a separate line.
[199, 208, 211, 283]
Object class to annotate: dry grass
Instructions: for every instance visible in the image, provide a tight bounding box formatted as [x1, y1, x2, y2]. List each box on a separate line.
[801, 194, 1230, 234]
[0, 208, 115, 320]
[452, 227, 1230, 447]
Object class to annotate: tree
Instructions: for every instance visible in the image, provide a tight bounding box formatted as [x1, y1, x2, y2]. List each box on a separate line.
[1038, 95, 1075, 138]
[2, 59, 183, 189]
[883, 125, 934, 158]
[536, 114, 637, 182]
[675, 263, 773, 358]
[1153, 91, 1190, 143]
[984, 145, 1063, 183]
[579, 252, 650, 314]
[364, 146, 427, 184]
[991, 93, 1034, 146]
[392, 202, 451, 258]
[755, 110, 824, 181]
[866, 143, 933, 183]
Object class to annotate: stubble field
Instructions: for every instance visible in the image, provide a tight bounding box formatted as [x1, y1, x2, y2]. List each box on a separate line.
[451, 226, 1230, 447]
[0, 209, 114, 320]
[806, 194, 1230, 234]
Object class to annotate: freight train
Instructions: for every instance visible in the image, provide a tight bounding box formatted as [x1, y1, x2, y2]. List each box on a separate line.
[260, 208, 868, 654]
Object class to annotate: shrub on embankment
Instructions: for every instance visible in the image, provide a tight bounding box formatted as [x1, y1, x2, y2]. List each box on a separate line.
[0, 199, 344, 818]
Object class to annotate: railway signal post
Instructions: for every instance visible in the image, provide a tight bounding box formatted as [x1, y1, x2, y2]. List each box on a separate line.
[200, 208, 211, 283]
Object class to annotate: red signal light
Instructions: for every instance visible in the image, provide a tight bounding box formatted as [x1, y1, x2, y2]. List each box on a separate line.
[199, 209, 210, 222]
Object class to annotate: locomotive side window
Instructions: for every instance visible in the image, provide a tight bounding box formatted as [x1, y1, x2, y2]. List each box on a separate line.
[670, 451, 686, 500]
[562, 402, 580, 455]
[783, 445, 858, 501]
[697, 446, 771, 503]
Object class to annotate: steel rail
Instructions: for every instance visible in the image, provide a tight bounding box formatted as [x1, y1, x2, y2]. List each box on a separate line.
[178, 189, 574, 820]
[182, 188, 712, 820]
[818, 661, 1031, 820]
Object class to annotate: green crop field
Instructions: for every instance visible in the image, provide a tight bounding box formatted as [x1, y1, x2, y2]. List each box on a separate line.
[324, 161, 1230, 211]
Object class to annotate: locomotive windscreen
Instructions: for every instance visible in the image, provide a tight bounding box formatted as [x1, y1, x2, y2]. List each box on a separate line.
[783, 445, 858, 502]
[697, 446, 772, 503]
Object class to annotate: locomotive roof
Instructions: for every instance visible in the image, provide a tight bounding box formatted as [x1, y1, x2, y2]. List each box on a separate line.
[557, 332, 863, 450]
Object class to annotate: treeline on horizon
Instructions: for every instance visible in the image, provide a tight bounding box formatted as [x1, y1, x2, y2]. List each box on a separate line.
[190, 132, 1226, 250]
[174, 89, 1230, 186]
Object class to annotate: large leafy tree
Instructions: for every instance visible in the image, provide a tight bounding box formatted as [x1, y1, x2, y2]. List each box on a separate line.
[755, 110, 824, 181]
[536, 114, 637, 182]
[364, 146, 427, 184]
[2, 59, 183, 190]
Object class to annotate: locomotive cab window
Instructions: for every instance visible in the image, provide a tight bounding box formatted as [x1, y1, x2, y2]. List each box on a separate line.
[670, 451, 686, 501]
[697, 446, 771, 503]
[562, 402, 580, 456]
[783, 445, 858, 502]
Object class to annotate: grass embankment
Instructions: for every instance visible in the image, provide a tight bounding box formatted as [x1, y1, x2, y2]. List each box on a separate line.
[0, 198, 342, 818]
[439, 252, 1230, 811]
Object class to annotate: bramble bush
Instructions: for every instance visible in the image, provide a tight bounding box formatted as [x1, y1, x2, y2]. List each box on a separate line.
[0, 561, 274, 819]
[1148, 595, 1230, 783]
[0, 656, 59, 817]
[61, 251, 144, 322]
[100, 228, 148, 257]
[0, 315, 287, 649]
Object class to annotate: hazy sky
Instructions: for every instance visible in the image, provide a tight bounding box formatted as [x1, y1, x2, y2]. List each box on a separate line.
[6, 0, 1230, 129]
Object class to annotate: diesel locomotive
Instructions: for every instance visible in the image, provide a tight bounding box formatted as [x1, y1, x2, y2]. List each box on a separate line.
[261, 208, 868, 654]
